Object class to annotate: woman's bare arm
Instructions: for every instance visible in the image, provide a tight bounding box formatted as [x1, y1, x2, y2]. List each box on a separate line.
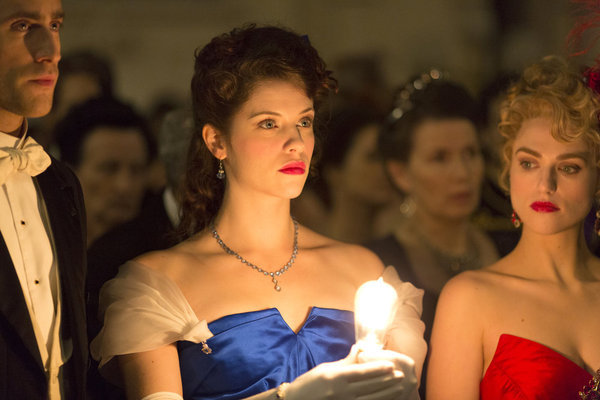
[119, 345, 183, 400]
[427, 274, 485, 400]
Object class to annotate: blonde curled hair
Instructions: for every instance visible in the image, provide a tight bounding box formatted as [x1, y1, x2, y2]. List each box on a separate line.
[498, 55, 600, 191]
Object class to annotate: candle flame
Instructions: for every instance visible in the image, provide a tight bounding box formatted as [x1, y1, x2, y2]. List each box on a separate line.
[354, 277, 398, 351]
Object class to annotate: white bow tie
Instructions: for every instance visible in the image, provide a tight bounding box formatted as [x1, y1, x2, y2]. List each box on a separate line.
[0, 136, 51, 185]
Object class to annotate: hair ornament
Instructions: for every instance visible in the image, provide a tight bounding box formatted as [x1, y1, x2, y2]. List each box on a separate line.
[567, 0, 600, 63]
[584, 66, 600, 95]
[387, 68, 446, 124]
[567, 1, 600, 96]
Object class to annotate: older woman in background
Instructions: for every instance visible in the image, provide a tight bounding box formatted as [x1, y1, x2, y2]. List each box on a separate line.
[367, 73, 499, 397]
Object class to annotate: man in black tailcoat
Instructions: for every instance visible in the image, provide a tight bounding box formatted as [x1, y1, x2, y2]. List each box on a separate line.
[0, 0, 87, 398]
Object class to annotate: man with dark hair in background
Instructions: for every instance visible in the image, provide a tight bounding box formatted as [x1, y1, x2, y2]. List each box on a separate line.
[0, 0, 88, 398]
[85, 109, 192, 400]
[55, 96, 155, 247]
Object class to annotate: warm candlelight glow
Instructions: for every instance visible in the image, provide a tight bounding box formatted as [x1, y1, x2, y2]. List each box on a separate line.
[354, 277, 398, 351]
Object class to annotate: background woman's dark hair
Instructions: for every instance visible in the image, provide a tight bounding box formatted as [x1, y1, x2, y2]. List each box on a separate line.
[179, 24, 337, 237]
[378, 79, 479, 164]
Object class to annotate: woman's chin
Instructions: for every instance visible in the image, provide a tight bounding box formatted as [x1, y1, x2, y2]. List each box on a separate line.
[288, 188, 305, 200]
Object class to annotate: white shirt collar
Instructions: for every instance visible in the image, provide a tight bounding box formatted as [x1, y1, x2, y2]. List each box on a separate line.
[0, 120, 29, 149]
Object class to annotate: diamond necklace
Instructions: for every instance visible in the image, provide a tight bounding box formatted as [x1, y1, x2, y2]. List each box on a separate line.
[210, 219, 298, 291]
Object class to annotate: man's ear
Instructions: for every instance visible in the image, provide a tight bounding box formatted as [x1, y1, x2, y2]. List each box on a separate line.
[202, 124, 227, 159]
[386, 160, 411, 193]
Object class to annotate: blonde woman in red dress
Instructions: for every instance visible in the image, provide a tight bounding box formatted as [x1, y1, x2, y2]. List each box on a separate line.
[428, 55, 600, 399]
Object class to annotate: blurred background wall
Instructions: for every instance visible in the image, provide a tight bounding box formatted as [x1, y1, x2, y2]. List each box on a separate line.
[58, 0, 594, 114]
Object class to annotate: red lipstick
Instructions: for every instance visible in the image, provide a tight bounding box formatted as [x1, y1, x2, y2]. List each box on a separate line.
[530, 201, 560, 213]
[279, 161, 306, 175]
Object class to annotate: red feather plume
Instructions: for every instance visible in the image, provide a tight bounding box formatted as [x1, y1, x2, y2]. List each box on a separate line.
[568, 0, 600, 61]
[568, 1, 600, 94]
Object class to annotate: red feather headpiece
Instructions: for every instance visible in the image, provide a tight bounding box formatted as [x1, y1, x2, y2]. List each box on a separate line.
[568, 1, 600, 93]
[568, 0, 600, 60]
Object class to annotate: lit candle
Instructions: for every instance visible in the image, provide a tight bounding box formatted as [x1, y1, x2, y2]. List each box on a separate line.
[354, 277, 398, 352]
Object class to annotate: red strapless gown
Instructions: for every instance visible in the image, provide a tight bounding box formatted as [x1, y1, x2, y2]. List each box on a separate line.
[480, 334, 593, 399]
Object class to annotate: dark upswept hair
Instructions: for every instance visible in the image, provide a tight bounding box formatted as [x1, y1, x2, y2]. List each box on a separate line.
[378, 79, 479, 164]
[498, 55, 600, 191]
[179, 24, 337, 238]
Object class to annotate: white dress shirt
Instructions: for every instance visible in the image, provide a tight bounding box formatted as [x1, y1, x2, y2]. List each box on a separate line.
[0, 128, 65, 398]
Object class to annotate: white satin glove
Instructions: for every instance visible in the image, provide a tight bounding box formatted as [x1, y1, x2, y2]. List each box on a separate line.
[283, 345, 408, 400]
[357, 349, 418, 400]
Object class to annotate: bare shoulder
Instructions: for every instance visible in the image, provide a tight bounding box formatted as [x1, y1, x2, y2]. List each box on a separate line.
[439, 256, 515, 313]
[133, 248, 176, 271]
[438, 270, 482, 304]
[299, 225, 384, 281]
[438, 268, 497, 310]
[444, 267, 495, 290]
[132, 235, 211, 275]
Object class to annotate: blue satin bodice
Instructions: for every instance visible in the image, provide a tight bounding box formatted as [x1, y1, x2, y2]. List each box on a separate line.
[177, 307, 355, 399]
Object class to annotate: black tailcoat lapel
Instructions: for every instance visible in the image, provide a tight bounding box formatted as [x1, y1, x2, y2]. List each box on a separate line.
[0, 158, 87, 399]
[36, 158, 88, 399]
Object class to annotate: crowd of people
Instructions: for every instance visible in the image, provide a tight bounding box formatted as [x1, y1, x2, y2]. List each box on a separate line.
[1, 0, 599, 399]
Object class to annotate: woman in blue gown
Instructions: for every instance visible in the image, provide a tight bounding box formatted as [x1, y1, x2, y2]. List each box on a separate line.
[91, 25, 427, 400]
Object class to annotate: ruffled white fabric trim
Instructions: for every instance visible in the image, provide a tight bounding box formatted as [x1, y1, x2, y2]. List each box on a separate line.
[90, 262, 212, 368]
[381, 266, 428, 372]
[90, 262, 426, 372]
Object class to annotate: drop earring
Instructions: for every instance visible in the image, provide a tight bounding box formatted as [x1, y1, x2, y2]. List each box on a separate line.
[216, 160, 225, 180]
[399, 196, 416, 217]
[511, 211, 521, 228]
